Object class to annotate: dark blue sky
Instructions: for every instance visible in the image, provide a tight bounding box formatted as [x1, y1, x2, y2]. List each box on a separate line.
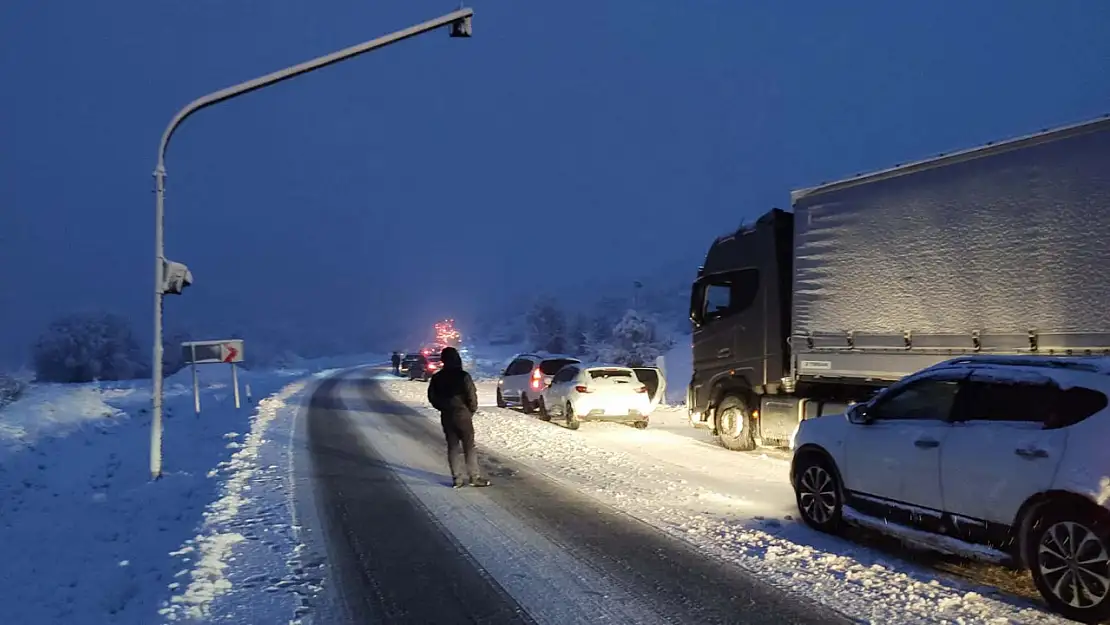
[2, 0, 1108, 362]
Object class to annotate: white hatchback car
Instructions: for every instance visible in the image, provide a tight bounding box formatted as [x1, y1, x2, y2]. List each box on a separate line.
[791, 355, 1110, 623]
[539, 363, 666, 430]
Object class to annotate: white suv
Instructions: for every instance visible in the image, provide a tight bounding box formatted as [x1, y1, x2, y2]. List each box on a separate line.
[496, 353, 580, 413]
[539, 363, 666, 430]
[791, 355, 1110, 623]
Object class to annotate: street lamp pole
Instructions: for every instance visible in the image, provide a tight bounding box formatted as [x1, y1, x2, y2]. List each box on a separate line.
[149, 8, 474, 479]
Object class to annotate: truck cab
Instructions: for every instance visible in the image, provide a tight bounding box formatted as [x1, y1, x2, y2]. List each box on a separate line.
[688, 209, 794, 446]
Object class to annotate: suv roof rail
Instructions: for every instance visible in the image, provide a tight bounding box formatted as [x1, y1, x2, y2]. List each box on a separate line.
[936, 355, 1109, 374]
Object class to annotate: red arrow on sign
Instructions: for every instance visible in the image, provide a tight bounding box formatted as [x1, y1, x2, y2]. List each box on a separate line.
[223, 344, 239, 363]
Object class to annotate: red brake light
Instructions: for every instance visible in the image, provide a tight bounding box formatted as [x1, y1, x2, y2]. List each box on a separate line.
[575, 385, 591, 393]
[635, 386, 648, 393]
[531, 368, 543, 389]
[531, 368, 542, 379]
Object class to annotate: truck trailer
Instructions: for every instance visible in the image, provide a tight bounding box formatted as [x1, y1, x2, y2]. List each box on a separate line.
[686, 115, 1110, 451]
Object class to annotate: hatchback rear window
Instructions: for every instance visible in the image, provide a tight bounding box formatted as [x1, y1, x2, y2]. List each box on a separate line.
[589, 369, 633, 380]
[539, 359, 578, 375]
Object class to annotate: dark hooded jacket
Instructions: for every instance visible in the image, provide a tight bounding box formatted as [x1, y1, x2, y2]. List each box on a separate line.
[427, 347, 478, 418]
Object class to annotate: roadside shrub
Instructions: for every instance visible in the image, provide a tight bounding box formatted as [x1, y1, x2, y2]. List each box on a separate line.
[0, 373, 26, 408]
[32, 312, 149, 383]
[526, 297, 569, 354]
[588, 309, 675, 367]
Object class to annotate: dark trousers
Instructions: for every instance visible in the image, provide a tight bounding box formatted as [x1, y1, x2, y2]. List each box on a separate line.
[392, 363, 400, 375]
[440, 412, 479, 480]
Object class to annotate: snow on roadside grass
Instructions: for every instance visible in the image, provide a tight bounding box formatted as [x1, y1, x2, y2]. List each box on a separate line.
[0, 354, 377, 625]
[0, 383, 125, 452]
[383, 379, 1067, 625]
[161, 380, 309, 622]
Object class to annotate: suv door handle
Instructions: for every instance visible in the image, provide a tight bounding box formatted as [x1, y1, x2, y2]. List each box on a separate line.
[1015, 447, 1049, 459]
[717, 348, 731, 358]
[914, 438, 939, 449]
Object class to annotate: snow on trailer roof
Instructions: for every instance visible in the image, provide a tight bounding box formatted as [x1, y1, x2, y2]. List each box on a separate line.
[791, 113, 1110, 202]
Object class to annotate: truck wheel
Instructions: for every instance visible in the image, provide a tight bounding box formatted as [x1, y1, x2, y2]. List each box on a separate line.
[496, 388, 506, 408]
[715, 394, 756, 451]
[792, 452, 844, 534]
[1027, 503, 1110, 623]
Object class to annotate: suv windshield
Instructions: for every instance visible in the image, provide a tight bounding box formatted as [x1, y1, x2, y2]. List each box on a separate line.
[540, 359, 578, 375]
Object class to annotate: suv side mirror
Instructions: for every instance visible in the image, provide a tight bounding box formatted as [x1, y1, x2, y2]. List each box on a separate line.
[847, 403, 872, 425]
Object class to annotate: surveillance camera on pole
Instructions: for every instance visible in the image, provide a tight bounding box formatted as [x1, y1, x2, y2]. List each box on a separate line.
[161, 259, 193, 295]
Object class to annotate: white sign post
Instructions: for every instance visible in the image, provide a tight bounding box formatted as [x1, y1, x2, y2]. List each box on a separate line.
[181, 339, 245, 417]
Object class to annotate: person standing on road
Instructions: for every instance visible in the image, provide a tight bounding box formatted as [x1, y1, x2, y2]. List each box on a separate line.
[427, 346, 491, 488]
[391, 351, 401, 376]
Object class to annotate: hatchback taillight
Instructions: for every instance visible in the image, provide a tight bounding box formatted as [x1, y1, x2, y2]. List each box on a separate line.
[575, 385, 591, 393]
[531, 368, 543, 389]
[635, 386, 648, 393]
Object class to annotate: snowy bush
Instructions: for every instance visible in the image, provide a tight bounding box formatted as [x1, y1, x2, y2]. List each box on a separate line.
[588, 309, 675, 367]
[32, 312, 149, 383]
[0, 373, 26, 408]
[567, 313, 591, 356]
[526, 297, 569, 354]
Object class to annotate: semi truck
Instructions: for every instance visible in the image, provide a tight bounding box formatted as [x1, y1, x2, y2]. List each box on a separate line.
[686, 115, 1110, 451]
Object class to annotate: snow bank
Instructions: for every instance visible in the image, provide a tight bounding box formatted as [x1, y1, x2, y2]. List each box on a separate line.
[0, 383, 125, 453]
[384, 379, 1069, 625]
[161, 380, 312, 622]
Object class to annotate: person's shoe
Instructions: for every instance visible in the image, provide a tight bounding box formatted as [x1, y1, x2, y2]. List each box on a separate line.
[452, 477, 466, 489]
[469, 476, 491, 487]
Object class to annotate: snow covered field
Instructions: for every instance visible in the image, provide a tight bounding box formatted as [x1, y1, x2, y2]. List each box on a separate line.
[0, 353, 383, 625]
[384, 375, 1072, 625]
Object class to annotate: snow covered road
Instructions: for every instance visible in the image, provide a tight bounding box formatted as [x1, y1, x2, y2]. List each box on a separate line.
[303, 368, 846, 624]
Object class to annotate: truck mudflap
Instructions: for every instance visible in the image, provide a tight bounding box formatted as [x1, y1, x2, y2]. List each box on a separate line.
[758, 396, 850, 447]
[758, 397, 802, 445]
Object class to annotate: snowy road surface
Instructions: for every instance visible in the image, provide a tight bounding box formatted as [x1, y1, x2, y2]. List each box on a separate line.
[304, 368, 848, 624]
[377, 368, 1075, 624]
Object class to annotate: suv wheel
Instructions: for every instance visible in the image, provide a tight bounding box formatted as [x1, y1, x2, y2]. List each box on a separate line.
[496, 388, 506, 408]
[537, 398, 551, 422]
[792, 452, 843, 533]
[520, 393, 533, 414]
[715, 394, 756, 451]
[1027, 504, 1110, 622]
